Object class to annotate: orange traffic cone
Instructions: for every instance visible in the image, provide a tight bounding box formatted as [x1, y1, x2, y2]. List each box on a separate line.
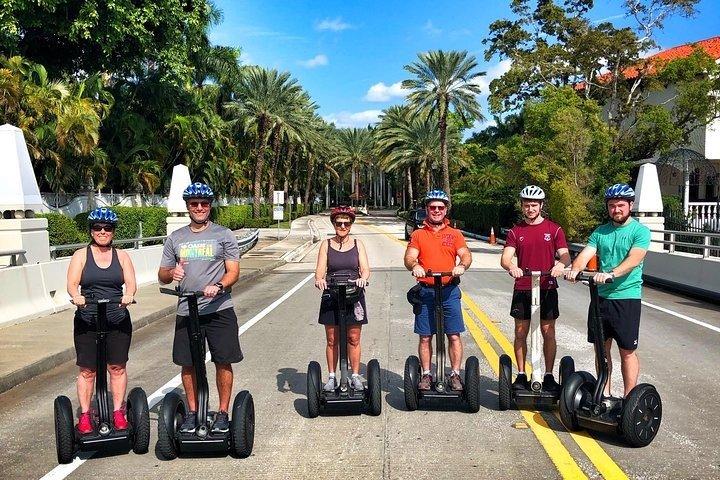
[489, 227, 497, 245]
[587, 255, 599, 272]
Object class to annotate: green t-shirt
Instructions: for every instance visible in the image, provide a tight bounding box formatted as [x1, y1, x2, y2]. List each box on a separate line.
[587, 218, 651, 299]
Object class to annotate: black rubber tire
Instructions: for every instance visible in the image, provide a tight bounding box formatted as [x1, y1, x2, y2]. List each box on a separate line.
[157, 392, 184, 460]
[559, 371, 596, 431]
[231, 390, 255, 458]
[559, 356, 575, 387]
[54, 396, 75, 464]
[403, 355, 420, 411]
[621, 383, 662, 447]
[498, 354, 513, 411]
[306, 361, 322, 418]
[127, 387, 150, 454]
[366, 359, 382, 416]
[464, 356, 481, 413]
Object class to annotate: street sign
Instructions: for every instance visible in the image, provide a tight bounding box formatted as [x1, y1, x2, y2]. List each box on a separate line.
[273, 205, 284, 220]
[273, 190, 284, 205]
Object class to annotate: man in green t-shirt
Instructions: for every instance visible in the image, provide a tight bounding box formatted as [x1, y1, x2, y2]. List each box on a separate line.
[566, 184, 651, 400]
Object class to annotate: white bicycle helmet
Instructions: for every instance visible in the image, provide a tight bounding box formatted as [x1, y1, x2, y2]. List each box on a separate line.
[520, 185, 545, 201]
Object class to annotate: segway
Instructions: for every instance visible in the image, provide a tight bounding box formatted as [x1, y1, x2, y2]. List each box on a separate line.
[157, 287, 254, 458]
[403, 271, 481, 412]
[498, 270, 575, 410]
[559, 272, 662, 447]
[54, 297, 150, 464]
[306, 273, 381, 417]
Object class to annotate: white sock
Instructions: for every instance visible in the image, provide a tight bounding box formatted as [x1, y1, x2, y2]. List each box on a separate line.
[352, 373, 360, 378]
[452, 369, 460, 376]
[422, 370, 431, 375]
[518, 371, 526, 376]
[545, 371, 553, 377]
[328, 372, 335, 379]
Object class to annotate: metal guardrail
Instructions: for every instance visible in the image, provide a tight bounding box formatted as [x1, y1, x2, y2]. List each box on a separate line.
[650, 229, 720, 259]
[0, 249, 26, 266]
[49, 229, 260, 259]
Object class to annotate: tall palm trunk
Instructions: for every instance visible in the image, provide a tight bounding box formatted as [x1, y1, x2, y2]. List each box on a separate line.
[283, 142, 296, 199]
[267, 130, 282, 203]
[439, 100, 450, 196]
[303, 153, 315, 206]
[425, 167, 431, 192]
[406, 167, 413, 209]
[252, 116, 270, 218]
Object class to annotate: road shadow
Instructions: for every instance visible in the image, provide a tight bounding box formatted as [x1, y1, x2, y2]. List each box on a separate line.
[276, 367, 306, 395]
[537, 410, 632, 448]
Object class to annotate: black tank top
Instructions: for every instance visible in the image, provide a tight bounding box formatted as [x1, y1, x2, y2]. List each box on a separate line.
[326, 239, 360, 279]
[78, 246, 126, 324]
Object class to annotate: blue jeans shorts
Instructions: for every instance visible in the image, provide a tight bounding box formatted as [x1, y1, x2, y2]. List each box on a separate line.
[414, 284, 465, 335]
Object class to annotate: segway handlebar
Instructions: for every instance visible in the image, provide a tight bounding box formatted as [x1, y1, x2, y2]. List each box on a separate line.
[326, 273, 368, 287]
[159, 286, 232, 297]
[423, 270, 454, 278]
[72, 297, 136, 305]
[575, 271, 614, 284]
[521, 269, 553, 277]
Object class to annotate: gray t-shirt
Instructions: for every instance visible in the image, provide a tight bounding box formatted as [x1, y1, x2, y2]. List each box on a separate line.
[160, 222, 239, 315]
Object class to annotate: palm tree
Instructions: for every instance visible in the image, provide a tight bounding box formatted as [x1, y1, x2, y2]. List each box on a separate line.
[226, 67, 304, 218]
[402, 50, 485, 197]
[332, 128, 374, 205]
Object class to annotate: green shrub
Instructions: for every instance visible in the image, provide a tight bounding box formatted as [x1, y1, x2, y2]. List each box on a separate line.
[214, 205, 251, 230]
[245, 217, 273, 228]
[451, 195, 516, 235]
[74, 206, 167, 241]
[37, 212, 85, 246]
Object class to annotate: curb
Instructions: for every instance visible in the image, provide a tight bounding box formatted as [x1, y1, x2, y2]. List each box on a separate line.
[0, 259, 286, 395]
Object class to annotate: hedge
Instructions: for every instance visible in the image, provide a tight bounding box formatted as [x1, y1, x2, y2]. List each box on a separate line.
[214, 205, 252, 230]
[37, 212, 85, 246]
[450, 195, 517, 236]
[74, 206, 167, 240]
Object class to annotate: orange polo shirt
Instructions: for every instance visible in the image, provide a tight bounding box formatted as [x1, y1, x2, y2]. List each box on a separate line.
[408, 218, 467, 285]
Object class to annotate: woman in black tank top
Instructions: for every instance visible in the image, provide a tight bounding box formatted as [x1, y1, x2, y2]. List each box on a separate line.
[314, 207, 371, 392]
[66, 208, 138, 434]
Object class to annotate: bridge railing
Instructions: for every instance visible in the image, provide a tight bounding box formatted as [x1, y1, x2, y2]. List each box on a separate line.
[651, 229, 720, 259]
[49, 229, 260, 259]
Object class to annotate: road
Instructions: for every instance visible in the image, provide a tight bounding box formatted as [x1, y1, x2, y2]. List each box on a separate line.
[1, 215, 718, 479]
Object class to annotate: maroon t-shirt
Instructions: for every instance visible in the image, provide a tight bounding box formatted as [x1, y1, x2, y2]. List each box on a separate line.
[505, 218, 568, 290]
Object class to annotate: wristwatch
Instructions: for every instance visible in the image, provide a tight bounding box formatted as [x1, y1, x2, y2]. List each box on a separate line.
[214, 282, 224, 290]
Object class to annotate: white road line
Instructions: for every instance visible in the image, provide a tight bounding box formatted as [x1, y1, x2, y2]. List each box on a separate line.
[40, 273, 314, 480]
[642, 300, 720, 334]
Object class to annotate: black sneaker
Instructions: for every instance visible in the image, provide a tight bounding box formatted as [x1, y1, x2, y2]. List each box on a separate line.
[212, 411, 230, 433]
[512, 373, 529, 391]
[543, 374, 560, 392]
[179, 411, 197, 433]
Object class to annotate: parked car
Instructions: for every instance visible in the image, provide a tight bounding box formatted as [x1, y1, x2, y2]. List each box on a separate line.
[404, 208, 427, 240]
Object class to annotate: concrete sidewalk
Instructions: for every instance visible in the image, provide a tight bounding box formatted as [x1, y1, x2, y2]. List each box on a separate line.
[0, 215, 320, 394]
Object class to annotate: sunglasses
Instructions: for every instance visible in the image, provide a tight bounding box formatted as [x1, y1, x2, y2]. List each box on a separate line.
[188, 200, 211, 208]
[334, 221, 352, 228]
[428, 205, 446, 211]
[91, 224, 115, 232]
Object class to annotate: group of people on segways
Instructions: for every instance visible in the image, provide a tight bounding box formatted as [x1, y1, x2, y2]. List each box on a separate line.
[500, 183, 661, 445]
[57, 182, 254, 463]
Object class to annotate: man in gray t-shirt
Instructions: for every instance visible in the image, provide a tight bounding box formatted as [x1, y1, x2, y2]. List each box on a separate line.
[158, 182, 241, 434]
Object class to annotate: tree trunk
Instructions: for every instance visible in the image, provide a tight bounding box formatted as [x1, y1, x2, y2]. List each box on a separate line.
[252, 116, 269, 218]
[439, 101, 450, 197]
[283, 142, 295, 212]
[406, 167, 414, 208]
[304, 153, 315, 206]
[267, 128, 282, 203]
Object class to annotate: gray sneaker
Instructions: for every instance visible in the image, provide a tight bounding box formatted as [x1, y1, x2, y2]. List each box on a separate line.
[350, 375, 364, 391]
[323, 376, 336, 392]
[211, 411, 230, 433]
[179, 411, 197, 433]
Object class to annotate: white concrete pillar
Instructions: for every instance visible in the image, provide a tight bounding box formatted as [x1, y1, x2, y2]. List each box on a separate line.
[166, 165, 191, 235]
[0, 124, 50, 265]
[633, 162, 665, 252]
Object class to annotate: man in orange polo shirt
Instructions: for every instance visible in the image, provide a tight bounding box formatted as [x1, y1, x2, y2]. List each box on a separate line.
[404, 190, 473, 391]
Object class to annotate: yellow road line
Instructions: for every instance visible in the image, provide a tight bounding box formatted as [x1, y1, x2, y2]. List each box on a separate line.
[463, 297, 628, 480]
[364, 222, 407, 246]
[464, 311, 588, 480]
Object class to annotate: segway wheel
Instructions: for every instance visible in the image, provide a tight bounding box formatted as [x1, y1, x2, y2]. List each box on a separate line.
[306, 361, 322, 418]
[231, 390, 255, 458]
[559, 356, 575, 387]
[621, 384, 662, 447]
[498, 354, 513, 411]
[127, 387, 150, 454]
[54, 396, 75, 464]
[559, 371, 596, 431]
[367, 359, 382, 416]
[157, 392, 184, 460]
[464, 356, 481, 413]
[403, 355, 420, 411]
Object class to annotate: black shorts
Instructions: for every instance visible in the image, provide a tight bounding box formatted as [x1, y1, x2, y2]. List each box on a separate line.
[74, 312, 132, 369]
[172, 308, 243, 366]
[588, 298, 641, 351]
[510, 289, 560, 321]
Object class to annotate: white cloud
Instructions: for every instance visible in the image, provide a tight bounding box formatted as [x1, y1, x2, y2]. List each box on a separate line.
[316, 17, 352, 31]
[423, 20, 442, 36]
[364, 81, 409, 102]
[323, 110, 382, 128]
[471, 59, 512, 94]
[298, 54, 329, 68]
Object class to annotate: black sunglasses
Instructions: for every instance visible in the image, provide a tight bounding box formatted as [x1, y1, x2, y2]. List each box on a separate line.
[334, 221, 352, 228]
[91, 224, 115, 232]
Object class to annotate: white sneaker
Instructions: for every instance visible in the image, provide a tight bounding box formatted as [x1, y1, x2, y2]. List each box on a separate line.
[323, 376, 336, 392]
[350, 375, 364, 390]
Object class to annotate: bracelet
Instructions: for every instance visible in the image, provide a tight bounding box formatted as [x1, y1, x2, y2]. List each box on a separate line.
[214, 282, 224, 290]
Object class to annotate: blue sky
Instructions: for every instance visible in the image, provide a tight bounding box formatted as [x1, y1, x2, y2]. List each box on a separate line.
[209, 0, 719, 133]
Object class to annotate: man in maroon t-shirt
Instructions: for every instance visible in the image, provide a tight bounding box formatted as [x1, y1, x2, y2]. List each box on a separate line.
[500, 185, 571, 391]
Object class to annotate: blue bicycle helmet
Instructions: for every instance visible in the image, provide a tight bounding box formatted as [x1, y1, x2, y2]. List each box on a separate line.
[604, 183, 635, 201]
[87, 207, 118, 225]
[424, 189, 450, 206]
[182, 182, 215, 201]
